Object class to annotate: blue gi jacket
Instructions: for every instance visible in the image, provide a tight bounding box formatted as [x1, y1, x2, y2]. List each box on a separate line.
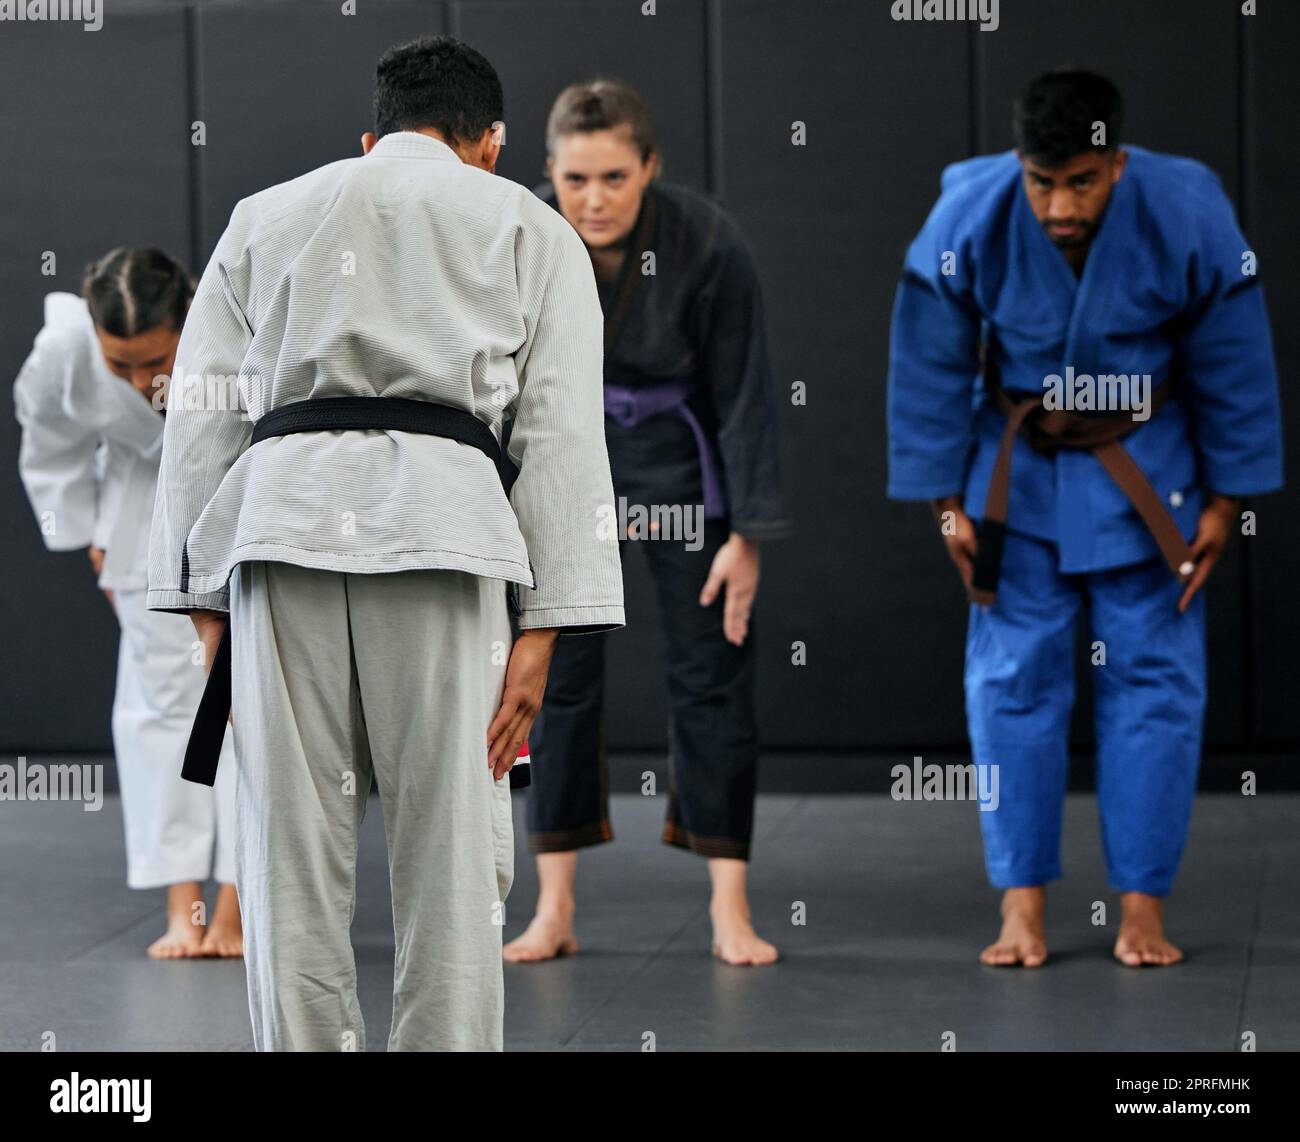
[887, 145, 1284, 573]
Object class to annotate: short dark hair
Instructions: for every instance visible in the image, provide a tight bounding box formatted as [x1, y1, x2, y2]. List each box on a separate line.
[1012, 68, 1124, 167]
[545, 78, 658, 162]
[81, 247, 195, 338]
[372, 34, 503, 146]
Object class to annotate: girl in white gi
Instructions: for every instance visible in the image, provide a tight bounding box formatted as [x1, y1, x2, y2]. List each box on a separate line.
[13, 248, 241, 959]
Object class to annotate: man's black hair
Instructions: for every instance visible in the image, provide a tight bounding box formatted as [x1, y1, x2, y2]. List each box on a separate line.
[373, 34, 503, 145]
[1012, 68, 1124, 167]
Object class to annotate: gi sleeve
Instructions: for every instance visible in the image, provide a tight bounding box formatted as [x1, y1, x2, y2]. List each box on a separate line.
[507, 213, 626, 635]
[694, 216, 792, 541]
[13, 327, 102, 551]
[1177, 180, 1284, 497]
[146, 199, 257, 614]
[886, 198, 982, 501]
[93, 441, 129, 552]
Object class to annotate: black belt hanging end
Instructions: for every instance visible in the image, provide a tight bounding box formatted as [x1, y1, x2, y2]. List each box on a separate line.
[181, 622, 232, 786]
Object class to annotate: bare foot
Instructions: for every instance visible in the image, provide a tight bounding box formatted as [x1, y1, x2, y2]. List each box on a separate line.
[198, 883, 244, 958]
[706, 857, 777, 965]
[710, 903, 779, 965]
[503, 908, 578, 963]
[148, 919, 205, 959]
[147, 882, 207, 959]
[1114, 892, 1183, 967]
[980, 886, 1048, 967]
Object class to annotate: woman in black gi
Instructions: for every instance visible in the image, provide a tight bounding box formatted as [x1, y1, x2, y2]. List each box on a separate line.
[504, 80, 790, 966]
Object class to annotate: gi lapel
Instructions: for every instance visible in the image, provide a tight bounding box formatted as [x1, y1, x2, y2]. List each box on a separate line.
[1061, 164, 1134, 370]
[603, 188, 657, 354]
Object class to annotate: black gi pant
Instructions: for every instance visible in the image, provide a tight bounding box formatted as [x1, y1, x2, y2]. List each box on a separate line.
[525, 413, 760, 861]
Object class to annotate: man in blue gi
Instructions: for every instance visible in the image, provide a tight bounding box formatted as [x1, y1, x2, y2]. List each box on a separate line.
[887, 69, 1283, 967]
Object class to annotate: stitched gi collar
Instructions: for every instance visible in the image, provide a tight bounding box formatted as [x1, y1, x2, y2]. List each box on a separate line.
[367, 130, 460, 161]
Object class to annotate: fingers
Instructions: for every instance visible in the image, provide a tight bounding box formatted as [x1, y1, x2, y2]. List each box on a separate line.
[946, 541, 973, 590]
[724, 591, 752, 646]
[487, 690, 539, 772]
[485, 701, 514, 749]
[959, 526, 979, 558]
[488, 705, 531, 779]
[699, 566, 725, 607]
[956, 551, 973, 591]
[486, 705, 518, 768]
[1178, 553, 1215, 613]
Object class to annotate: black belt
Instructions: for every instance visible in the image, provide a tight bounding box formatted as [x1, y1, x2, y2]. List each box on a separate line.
[181, 396, 531, 790]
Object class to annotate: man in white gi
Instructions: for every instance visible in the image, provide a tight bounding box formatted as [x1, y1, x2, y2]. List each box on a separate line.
[146, 35, 625, 1051]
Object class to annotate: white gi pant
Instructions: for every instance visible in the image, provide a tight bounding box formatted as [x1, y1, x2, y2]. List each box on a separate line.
[228, 560, 515, 1052]
[111, 588, 237, 889]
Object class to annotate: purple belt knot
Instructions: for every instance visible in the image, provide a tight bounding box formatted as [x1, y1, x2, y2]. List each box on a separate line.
[603, 381, 726, 519]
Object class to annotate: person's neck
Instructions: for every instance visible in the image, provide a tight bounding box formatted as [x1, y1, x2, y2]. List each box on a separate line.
[589, 240, 628, 283]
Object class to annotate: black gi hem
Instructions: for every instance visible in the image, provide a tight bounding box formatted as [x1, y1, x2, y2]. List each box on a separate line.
[662, 822, 750, 861]
[527, 821, 614, 853]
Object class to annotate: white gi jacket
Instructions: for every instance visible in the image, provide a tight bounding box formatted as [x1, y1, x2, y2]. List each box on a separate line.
[15, 292, 166, 591]
[146, 130, 626, 634]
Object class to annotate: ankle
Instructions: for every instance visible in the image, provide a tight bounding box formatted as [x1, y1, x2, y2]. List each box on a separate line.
[1119, 892, 1163, 917]
[709, 897, 751, 921]
[1000, 886, 1045, 917]
[535, 895, 575, 920]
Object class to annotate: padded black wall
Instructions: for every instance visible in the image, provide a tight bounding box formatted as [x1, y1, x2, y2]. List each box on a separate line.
[1, 0, 1295, 769]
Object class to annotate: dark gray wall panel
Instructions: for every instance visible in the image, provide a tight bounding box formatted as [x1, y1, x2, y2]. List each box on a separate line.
[453, 0, 709, 195]
[1, 0, 1294, 766]
[0, 9, 192, 750]
[194, 1, 451, 257]
[976, 0, 1240, 200]
[718, 0, 971, 749]
[1247, 1, 1300, 743]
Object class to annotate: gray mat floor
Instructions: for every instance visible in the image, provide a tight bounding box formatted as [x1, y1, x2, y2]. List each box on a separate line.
[0, 778, 1295, 1051]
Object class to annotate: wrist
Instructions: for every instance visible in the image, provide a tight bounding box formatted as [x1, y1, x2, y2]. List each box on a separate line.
[931, 494, 963, 520]
[520, 626, 559, 644]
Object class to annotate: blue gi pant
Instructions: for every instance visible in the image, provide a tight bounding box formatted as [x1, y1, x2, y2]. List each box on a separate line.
[965, 529, 1206, 896]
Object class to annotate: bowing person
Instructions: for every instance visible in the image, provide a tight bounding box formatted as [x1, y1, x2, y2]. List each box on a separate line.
[887, 70, 1283, 967]
[505, 80, 792, 967]
[14, 248, 241, 958]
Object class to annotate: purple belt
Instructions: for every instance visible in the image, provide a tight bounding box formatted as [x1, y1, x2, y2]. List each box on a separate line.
[603, 381, 726, 519]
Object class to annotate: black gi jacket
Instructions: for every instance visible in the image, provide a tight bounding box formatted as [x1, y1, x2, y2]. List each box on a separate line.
[532, 180, 792, 542]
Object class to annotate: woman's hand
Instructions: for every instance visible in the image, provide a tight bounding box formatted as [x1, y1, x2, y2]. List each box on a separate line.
[486, 628, 558, 780]
[700, 532, 760, 646]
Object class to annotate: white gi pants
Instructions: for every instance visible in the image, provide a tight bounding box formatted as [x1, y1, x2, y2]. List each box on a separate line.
[228, 561, 515, 1052]
[110, 588, 237, 889]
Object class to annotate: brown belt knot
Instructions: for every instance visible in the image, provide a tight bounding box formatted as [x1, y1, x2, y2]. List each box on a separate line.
[969, 377, 1195, 605]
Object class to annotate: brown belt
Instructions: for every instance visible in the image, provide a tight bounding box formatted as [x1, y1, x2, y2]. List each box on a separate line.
[969, 371, 1196, 605]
